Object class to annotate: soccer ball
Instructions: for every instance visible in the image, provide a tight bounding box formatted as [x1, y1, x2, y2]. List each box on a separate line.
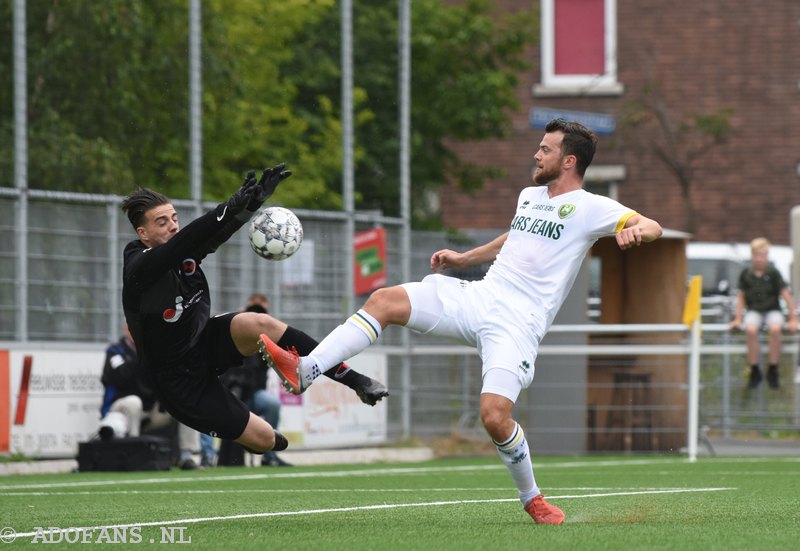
[248, 206, 304, 261]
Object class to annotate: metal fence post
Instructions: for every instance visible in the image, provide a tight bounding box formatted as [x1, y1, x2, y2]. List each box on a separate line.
[722, 325, 732, 438]
[687, 318, 701, 462]
[13, 0, 28, 342]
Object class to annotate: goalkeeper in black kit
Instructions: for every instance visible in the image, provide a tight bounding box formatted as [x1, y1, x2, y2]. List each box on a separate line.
[120, 164, 388, 456]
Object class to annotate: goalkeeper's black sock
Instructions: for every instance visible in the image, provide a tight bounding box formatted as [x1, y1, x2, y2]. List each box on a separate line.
[327, 364, 375, 391]
[277, 326, 369, 389]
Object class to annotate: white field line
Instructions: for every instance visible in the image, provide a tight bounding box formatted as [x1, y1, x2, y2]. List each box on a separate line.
[0, 464, 586, 490]
[9, 487, 736, 539]
[0, 486, 700, 497]
[1, 456, 795, 491]
[541, 457, 800, 468]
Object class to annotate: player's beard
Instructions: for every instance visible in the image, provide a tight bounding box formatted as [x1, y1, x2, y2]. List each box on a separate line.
[533, 163, 561, 186]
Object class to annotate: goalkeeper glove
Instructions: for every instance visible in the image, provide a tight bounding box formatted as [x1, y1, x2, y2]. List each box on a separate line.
[223, 170, 258, 220]
[223, 164, 292, 222]
[246, 163, 292, 211]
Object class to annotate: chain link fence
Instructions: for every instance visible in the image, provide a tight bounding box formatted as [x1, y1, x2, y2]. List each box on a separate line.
[2, 191, 799, 453]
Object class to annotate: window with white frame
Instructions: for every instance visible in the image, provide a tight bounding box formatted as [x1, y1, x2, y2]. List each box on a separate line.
[584, 164, 624, 201]
[534, 0, 623, 96]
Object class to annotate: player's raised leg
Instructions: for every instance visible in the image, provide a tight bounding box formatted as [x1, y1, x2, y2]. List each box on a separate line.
[277, 326, 389, 404]
[232, 311, 388, 403]
[260, 286, 411, 394]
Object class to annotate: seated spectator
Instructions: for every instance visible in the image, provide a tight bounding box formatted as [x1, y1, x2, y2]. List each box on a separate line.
[729, 237, 798, 389]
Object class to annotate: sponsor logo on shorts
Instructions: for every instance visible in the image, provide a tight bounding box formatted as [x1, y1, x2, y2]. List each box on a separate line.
[519, 360, 531, 373]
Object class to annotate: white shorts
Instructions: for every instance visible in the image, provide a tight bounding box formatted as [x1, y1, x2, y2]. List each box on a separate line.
[743, 310, 784, 329]
[481, 368, 524, 402]
[401, 274, 543, 394]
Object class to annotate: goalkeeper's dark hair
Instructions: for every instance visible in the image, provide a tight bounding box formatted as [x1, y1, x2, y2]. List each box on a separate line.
[545, 118, 598, 177]
[121, 188, 171, 229]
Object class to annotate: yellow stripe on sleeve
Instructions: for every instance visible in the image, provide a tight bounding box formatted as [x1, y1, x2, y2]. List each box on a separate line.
[614, 211, 638, 233]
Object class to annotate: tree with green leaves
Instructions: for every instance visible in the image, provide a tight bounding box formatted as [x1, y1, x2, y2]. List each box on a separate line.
[285, 0, 534, 228]
[619, 81, 733, 233]
[1, 0, 533, 228]
[0, 0, 340, 205]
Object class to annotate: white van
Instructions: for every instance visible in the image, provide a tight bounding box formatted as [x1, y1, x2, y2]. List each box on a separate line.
[686, 242, 793, 296]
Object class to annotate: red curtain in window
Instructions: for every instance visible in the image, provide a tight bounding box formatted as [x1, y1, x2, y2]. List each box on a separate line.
[554, 0, 605, 75]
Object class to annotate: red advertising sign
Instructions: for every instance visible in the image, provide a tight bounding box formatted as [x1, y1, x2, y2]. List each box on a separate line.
[354, 228, 387, 295]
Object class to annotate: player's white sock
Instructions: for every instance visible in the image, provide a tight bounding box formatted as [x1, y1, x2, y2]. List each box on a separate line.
[494, 422, 540, 507]
[300, 309, 382, 383]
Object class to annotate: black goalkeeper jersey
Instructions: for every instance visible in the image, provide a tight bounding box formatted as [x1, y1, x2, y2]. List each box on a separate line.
[122, 203, 246, 373]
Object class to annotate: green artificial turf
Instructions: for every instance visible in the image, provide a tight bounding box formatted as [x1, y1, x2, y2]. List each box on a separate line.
[1, 456, 798, 549]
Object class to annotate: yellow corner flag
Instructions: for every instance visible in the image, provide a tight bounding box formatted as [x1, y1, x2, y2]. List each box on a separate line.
[683, 275, 703, 327]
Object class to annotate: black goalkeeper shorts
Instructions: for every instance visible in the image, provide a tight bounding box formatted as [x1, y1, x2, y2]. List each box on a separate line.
[154, 313, 251, 440]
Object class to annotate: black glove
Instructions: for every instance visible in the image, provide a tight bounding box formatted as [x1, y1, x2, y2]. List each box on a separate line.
[245, 163, 292, 211]
[223, 170, 258, 219]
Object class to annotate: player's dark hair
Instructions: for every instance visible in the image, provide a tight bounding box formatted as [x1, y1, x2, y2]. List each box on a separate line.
[120, 188, 171, 229]
[245, 293, 270, 314]
[245, 303, 268, 314]
[545, 118, 598, 177]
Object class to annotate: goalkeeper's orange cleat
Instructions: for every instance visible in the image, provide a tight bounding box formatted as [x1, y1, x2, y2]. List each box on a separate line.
[258, 334, 304, 394]
[524, 494, 565, 525]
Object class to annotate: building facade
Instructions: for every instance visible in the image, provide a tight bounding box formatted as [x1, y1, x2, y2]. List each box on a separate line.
[443, 0, 800, 245]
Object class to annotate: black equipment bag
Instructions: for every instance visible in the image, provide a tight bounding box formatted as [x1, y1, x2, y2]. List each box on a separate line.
[77, 436, 172, 472]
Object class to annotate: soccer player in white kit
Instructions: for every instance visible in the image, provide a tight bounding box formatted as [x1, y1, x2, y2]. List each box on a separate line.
[260, 119, 663, 524]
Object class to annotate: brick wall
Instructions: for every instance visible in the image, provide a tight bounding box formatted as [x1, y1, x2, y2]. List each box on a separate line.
[442, 0, 800, 245]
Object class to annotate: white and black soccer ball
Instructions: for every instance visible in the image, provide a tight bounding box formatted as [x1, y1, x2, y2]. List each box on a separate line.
[248, 206, 304, 261]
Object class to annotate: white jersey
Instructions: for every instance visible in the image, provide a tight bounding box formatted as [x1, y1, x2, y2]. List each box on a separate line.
[485, 185, 635, 332]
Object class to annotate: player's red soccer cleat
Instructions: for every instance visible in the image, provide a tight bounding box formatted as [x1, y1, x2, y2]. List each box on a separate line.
[524, 494, 565, 525]
[258, 334, 304, 394]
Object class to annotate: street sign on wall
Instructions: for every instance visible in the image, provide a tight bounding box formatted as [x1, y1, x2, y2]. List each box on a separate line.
[530, 107, 615, 136]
